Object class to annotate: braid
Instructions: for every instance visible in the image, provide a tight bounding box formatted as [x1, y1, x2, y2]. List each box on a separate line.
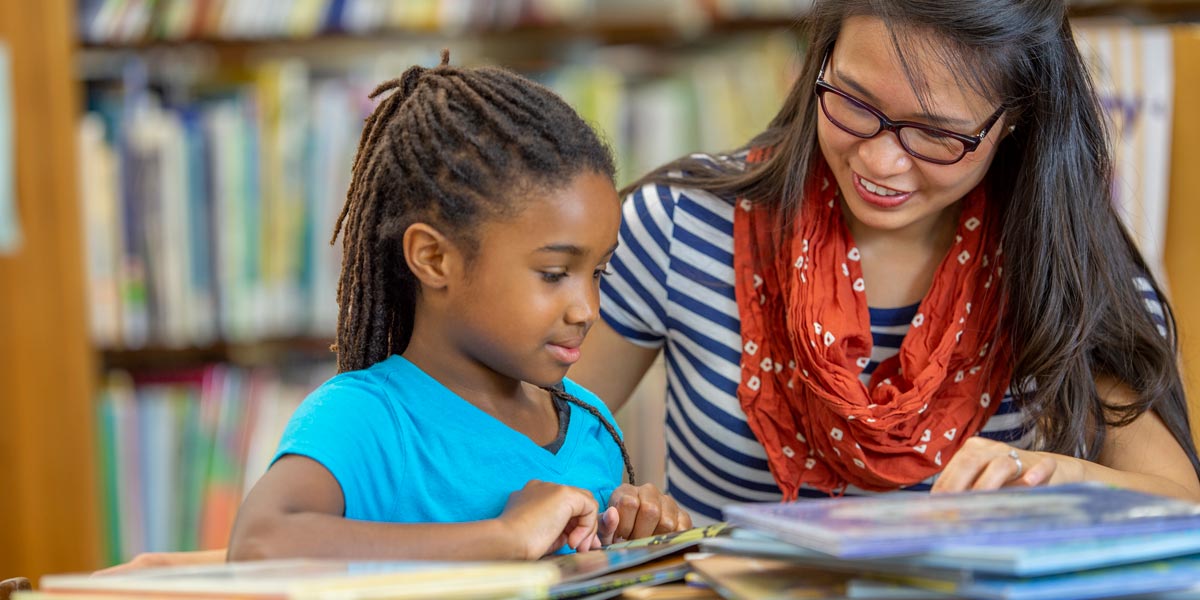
[330, 49, 615, 374]
[544, 387, 637, 485]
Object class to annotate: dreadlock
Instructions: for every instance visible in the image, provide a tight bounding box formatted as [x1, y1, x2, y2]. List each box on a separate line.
[545, 386, 637, 485]
[331, 50, 634, 482]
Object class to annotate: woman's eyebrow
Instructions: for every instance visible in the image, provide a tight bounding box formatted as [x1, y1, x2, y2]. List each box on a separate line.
[833, 66, 975, 130]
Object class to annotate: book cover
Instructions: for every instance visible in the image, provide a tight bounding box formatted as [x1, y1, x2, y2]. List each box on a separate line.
[41, 559, 558, 600]
[883, 555, 1200, 600]
[706, 524, 1200, 578]
[723, 482, 1200, 559]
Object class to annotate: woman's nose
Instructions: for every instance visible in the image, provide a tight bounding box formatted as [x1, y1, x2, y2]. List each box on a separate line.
[857, 130, 913, 177]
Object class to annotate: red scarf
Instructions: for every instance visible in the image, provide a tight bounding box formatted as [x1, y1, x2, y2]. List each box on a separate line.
[733, 154, 1010, 498]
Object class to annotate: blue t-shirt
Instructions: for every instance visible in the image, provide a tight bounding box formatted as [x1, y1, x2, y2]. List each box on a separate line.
[274, 355, 625, 523]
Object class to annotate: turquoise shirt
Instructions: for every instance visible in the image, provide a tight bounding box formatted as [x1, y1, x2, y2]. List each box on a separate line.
[274, 355, 625, 523]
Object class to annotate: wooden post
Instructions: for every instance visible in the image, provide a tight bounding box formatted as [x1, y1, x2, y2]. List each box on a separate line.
[1164, 25, 1200, 449]
[0, 0, 102, 580]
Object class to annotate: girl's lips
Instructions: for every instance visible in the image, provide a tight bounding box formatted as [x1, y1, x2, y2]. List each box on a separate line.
[853, 173, 913, 209]
[547, 343, 582, 365]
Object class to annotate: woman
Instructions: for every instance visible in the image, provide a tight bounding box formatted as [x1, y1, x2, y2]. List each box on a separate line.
[577, 0, 1200, 525]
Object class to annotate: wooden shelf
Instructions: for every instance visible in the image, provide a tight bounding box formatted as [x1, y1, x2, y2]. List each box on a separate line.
[100, 337, 337, 372]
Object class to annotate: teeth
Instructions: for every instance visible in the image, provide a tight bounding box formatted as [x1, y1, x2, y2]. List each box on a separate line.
[860, 177, 903, 197]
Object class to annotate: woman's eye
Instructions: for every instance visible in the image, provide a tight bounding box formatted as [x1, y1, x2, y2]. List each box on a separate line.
[541, 272, 568, 283]
[593, 266, 613, 280]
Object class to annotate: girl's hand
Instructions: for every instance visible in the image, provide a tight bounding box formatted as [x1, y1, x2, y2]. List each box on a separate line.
[496, 480, 603, 559]
[93, 549, 227, 574]
[600, 483, 693, 544]
[931, 437, 1062, 493]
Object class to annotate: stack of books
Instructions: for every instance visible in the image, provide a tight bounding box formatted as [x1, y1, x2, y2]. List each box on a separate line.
[694, 482, 1200, 599]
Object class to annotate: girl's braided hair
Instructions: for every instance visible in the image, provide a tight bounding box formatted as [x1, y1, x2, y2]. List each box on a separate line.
[332, 50, 633, 483]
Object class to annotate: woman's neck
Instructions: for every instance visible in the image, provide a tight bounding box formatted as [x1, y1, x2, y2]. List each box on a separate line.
[842, 199, 962, 253]
[843, 201, 963, 309]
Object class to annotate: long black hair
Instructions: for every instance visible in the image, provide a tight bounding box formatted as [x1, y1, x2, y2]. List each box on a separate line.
[627, 0, 1200, 477]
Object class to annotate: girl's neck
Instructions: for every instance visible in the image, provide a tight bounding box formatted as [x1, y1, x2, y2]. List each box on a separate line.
[402, 318, 543, 416]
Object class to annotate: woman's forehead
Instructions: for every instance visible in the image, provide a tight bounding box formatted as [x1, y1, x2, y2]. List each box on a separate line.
[833, 16, 1001, 122]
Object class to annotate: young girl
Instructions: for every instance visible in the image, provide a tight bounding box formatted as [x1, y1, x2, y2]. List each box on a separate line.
[574, 0, 1200, 523]
[226, 52, 691, 561]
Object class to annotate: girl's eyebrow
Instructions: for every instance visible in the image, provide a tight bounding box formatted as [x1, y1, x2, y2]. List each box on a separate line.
[536, 242, 620, 256]
[833, 66, 975, 130]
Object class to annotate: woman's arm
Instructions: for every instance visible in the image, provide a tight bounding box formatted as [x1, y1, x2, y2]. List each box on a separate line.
[570, 320, 661, 413]
[228, 455, 604, 561]
[934, 376, 1200, 500]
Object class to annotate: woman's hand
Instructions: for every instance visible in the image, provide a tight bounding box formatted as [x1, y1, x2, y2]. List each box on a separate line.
[496, 480, 604, 558]
[931, 437, 1064, 493]
[600, 483, 693, 544]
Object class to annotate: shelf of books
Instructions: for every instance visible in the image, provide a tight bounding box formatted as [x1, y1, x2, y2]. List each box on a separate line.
[64, 0, 1200, 576]
[75, 0, 804, 568]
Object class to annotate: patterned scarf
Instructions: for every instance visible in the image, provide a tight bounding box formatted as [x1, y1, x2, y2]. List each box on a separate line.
[732, 154, 1010, 498]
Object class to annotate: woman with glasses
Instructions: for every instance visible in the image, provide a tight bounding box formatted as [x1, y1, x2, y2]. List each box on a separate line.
[571, 0, 1200, 527]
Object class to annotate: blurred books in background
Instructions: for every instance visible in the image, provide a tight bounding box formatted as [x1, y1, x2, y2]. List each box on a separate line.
[77, 0, 816, 43]
[96, 363, 333, 564]
[77, 33, 798, 351]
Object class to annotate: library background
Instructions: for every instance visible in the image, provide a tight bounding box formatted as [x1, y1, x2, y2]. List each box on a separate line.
[3, 0, 1200, 582]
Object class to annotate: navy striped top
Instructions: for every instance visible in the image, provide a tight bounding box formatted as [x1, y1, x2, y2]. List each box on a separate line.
[599, 155, 1168, 523]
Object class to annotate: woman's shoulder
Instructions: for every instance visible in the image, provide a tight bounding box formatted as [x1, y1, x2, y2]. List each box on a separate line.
[626, 152, 747, 212]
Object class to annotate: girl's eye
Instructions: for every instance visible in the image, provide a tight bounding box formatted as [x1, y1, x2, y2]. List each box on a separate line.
[541, 272, 568, 283]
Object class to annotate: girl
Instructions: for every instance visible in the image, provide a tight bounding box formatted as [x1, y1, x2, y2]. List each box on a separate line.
[574, 0, 1200, 524]
[227, 52, 691, 561]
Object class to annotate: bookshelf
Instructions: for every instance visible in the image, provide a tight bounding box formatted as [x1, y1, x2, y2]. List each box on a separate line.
[4, 0, 1200, 584]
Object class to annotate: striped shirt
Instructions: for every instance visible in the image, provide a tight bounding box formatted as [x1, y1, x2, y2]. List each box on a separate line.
[600, 156, 1168, 523]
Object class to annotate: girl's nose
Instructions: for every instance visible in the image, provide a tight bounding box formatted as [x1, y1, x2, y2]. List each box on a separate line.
[565, 283, 599, 325]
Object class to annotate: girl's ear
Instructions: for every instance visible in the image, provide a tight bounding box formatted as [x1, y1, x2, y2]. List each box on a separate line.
[403, 222, 459, 289]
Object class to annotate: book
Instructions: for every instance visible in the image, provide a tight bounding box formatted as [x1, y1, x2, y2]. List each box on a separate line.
[548, 532, 722, 599]
[605, 523, 732, 551]
[701, 531, 1200, 600]
[39, 558, 558, 599]
[722, 482, 1200, 559]
[687, 554, 936, 600]
[705, 526, 1200, 578]
[550, 554, 691, 599]
[877, 555, 1200, 600]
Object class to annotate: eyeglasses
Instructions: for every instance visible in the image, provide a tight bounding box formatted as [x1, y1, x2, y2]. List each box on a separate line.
[814, 49, 1006, 165]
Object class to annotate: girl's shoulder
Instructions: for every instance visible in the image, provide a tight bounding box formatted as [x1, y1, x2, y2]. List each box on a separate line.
[306, 355, 414, 405]
[560, 377, 617, 421]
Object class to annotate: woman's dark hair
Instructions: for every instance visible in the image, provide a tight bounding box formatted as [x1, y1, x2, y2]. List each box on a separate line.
[628, 0, 1200, 477]
[332, 53, 632, 483]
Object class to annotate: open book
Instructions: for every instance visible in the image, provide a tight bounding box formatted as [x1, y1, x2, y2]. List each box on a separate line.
[36, 559, 559, 599]
[723, 482, 1200, 559]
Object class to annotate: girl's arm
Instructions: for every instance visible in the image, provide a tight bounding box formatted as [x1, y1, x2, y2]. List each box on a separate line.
[228, 455, 603, 561]
[571, 320, 660, 412]
[933, 376, 1200, 500]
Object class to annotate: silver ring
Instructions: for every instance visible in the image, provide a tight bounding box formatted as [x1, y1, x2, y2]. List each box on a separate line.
[1008, 449, 1023, 479]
